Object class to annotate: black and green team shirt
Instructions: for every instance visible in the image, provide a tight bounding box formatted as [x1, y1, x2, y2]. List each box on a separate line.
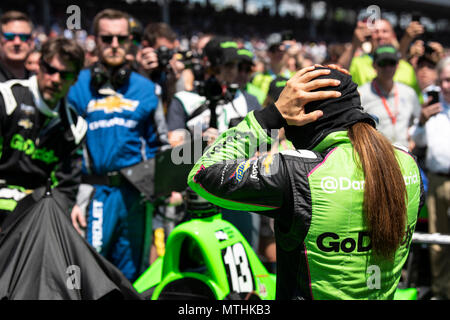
[188, 104, 425, 300]
[0, 76, 87, 211]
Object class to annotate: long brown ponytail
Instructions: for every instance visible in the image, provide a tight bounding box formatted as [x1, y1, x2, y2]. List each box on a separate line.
[348, 122, 407, 260]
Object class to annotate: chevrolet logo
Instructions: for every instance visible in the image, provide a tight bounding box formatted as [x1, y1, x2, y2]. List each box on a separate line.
[87, 94, 139, 114]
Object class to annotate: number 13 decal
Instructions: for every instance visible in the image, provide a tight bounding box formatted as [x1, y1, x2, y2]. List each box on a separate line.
[222, 242, 254, 293]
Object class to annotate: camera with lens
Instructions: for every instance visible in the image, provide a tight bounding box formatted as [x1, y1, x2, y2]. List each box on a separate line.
[195, 76, 223, 102]
[156, 45, 175, 70]
[177, 50, 205, 81]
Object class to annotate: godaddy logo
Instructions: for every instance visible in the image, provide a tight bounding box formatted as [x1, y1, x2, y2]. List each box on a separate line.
[10, 134, 59, 164]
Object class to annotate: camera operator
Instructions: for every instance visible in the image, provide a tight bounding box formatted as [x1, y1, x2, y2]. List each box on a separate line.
[136, 22, 185, 110]
[166, 37, 263, 251]
[166, 36, 262, 147]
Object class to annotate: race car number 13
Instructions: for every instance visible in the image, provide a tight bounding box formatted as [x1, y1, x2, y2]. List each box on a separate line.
[222, 242, 254, 293]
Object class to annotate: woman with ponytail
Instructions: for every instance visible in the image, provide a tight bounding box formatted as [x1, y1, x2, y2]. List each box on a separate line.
[189, 65, 425, 299]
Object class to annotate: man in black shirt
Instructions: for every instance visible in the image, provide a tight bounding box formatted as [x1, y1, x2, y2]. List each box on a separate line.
[0, 37, 87, 226]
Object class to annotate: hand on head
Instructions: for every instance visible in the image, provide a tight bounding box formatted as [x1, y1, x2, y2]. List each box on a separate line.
[274, 65, 346, 126]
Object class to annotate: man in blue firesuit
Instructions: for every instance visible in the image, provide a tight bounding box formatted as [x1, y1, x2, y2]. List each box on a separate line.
[68, 9, 167, 281]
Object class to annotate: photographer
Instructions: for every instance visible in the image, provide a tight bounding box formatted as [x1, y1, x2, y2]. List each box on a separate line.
[136, 22, 185, 109]
[166, 37, 262, 250]
[166, 36, 262, 147]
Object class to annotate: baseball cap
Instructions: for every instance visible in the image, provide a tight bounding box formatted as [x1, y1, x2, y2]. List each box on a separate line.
[237, 48, 255, 65]
[373, 45, 401, 66]
[204, 37, 239, 66]
[268, 75, 288, 102]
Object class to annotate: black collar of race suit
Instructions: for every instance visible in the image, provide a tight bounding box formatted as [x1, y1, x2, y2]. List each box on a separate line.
[283, 67, 376, 150]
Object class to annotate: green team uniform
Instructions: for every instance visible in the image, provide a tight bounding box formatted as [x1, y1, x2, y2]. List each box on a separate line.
[251, 70, 294, 103]
[245, 82, 265, 106]
[188, 104, 425, 299]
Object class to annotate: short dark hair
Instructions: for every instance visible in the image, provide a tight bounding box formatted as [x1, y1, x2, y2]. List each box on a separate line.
[92, 9, 130, 36]
[0, 10, 33, 33]
[40, 37, 85, 73]
[142, 22, 177, 47]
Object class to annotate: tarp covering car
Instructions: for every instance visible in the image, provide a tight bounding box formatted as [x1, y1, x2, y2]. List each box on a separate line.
[0, 187, 141, 300]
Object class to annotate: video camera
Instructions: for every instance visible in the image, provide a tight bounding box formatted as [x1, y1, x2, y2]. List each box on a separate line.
[194, 76, 238, 103]
[193, 77, 239, 129]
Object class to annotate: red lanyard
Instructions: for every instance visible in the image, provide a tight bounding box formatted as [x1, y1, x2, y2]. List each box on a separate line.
[373, 81, 399, 125]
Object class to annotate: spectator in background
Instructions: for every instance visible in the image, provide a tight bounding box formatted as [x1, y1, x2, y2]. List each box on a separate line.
[322, 43, 346, 66]
[411, 41, 445, 97]
[236, 48, 265, 105]
[136, 22, 186, 110]
[167, 37, 262, 145]
[0, 11, 34, 82]
[166, 37, 262, 251]
[251, 32, 291, 102]
[358, 45, 420, 148]
[409, 56, 450, 300]
[408, 43, 443, 178]
[339, 18, 421, 97]
[399, 20, 425, 62]
[24, 49, 41, 74]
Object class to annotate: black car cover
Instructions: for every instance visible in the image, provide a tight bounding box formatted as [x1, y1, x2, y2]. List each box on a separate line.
[0, 187, 142, 300]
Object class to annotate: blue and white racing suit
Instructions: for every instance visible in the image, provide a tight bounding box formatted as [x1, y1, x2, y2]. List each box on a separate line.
[68, 69, 163, 281]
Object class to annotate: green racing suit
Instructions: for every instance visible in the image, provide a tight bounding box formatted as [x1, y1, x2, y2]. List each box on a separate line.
[188, 104, 425, 300]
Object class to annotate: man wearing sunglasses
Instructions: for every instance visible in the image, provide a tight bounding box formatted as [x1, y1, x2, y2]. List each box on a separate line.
[358, 45, 421, 148]
[0, 11, 34, 82]
[68, 9, 168, 282]
[0, 37, 86, 226]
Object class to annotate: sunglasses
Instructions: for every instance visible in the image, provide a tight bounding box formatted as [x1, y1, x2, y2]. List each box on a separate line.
[2, 32, 32, 42]
[376, 60, 398, 68]
[99, 34, 129, 45]
[39, 59, 76, 81]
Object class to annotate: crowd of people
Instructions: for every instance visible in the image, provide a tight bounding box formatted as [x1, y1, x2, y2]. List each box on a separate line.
[0, 6, 449, 300]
